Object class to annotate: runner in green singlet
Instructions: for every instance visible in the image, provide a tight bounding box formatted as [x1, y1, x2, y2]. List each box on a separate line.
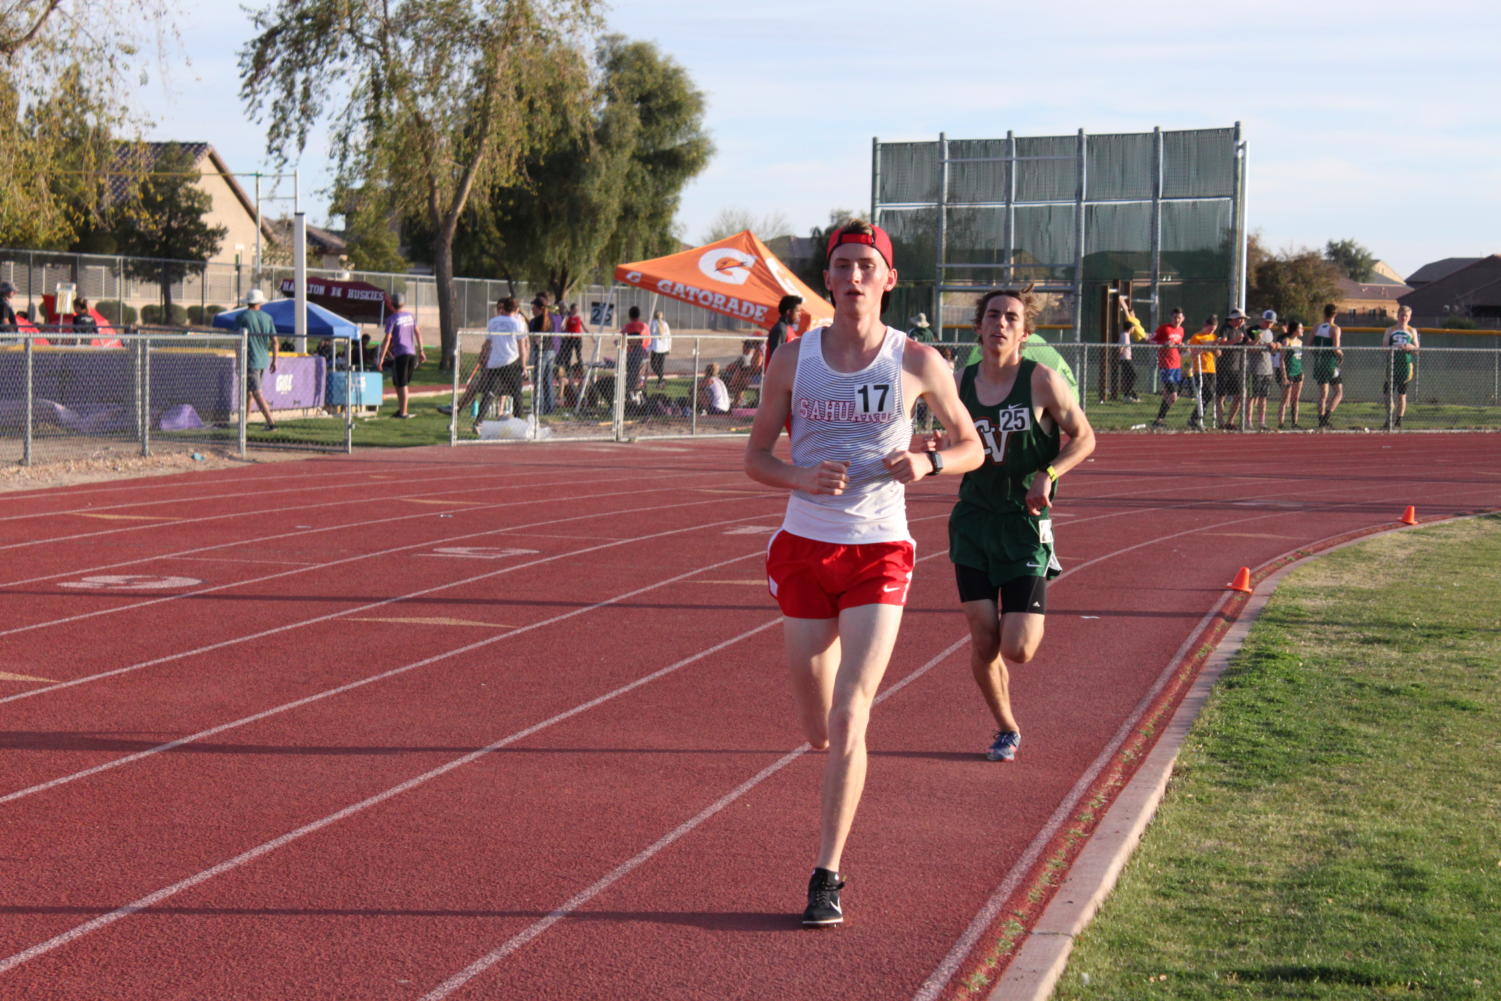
[1383, 304, 1420, 428]
[930, 287, 1096, 762]
[1311, 303, 1344, 428]
[1277, 321, 1305, 429]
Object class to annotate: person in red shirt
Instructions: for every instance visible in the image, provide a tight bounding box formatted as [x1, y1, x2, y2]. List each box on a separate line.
[1151, 307, 1187, 427]
[621, 305, 650, 396]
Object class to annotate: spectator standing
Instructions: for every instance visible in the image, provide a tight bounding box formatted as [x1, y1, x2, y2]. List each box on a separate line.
[442, 296, 527, 423]
[647, 309, 672, 386]
[766, 294, 802, 361]
[1247, 310, 1278, 430]
[236, 289, 279, 431]
[1217, 309, 1249, 429]
[1115, 296, 1147, 402]
[529, 296, 558, 415]
[560, 303, 587, 404]
[1186, 314, 1219, 430]
[376, 291, 426, 419]
[1383, 304, 1420, 428]
[72, 297, 99, 342]
[1277, 321, 1306, 429]
[1311, 303, 1344, 428]
[907, 312, 934, 343]
[1149, 307, 1187, 427]
[621, 305, 650, 398]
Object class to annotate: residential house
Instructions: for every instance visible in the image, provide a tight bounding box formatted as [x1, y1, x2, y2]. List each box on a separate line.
[1398, 255, 1501, 325]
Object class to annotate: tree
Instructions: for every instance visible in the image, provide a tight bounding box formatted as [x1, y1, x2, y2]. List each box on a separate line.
[1249, 241, 1342, 327]
[702, 208, 791, 245]
[112, 143, 228, 318]
[795, 208, 857, 290]
[241, 0, 601, 369]
[455, 34, 712, 304]
[334, 183, 410, 274]
[0, 1, 172, 246]
[1325, 238, 1379, 283]
[594, 35, 714, 269]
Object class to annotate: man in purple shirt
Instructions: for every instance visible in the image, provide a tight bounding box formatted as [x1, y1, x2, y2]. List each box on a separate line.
[376, 291, 426, 418]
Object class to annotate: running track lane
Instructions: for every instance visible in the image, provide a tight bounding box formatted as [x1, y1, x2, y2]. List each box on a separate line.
[1, 434, 1498, 1000]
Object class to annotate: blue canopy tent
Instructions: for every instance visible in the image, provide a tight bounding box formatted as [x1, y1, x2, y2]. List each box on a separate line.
[212, 298, 360, 339]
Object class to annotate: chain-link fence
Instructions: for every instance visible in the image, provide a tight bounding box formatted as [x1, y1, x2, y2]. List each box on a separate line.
[10, 329, 1499, 467]
[444, 332, 763, 444]
[919, 339, 1501, 433]
[1, 331, 361, 465]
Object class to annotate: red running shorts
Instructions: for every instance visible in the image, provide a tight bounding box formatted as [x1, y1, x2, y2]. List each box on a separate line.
[765, 530, 916, 619]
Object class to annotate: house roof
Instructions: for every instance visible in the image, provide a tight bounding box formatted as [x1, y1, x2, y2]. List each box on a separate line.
[268, 218, 349, 255]
[109, 141, 275, 243]
[1406, 256, 1482, 286]
[1335, 276, 1410, 301]
[1398, 255, 1501, 312]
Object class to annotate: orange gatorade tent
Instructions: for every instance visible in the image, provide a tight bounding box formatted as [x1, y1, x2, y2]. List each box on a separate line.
[615, 230, 832, 333]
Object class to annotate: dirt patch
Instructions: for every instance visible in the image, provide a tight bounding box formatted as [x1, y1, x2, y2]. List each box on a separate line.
[0, 444, 310, 493]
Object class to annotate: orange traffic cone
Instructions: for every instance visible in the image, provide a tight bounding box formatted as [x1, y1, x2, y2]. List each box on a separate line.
[1400, 506, 1418, 526]
[1226, 567, 1252, 593]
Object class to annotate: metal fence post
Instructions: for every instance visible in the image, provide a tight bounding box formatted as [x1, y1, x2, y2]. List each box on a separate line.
[344, 337, 354, 454]
[450, 338, 461, 447]
[22, 334, 33, 466]
[613, 330, 627, 441]
[1385, 347, 1395, 431]
[691, 338, 700, 436]
[141, 334, 152, 457]
[237, 335, 248, 458]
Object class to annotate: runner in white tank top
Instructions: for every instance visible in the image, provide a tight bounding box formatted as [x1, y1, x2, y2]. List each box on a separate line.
[744, 221, 983, 927]
[783, 323, 913, 544]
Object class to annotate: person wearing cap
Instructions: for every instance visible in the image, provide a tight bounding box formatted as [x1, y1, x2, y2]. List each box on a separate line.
[1311, 303, 1345, 428]
[745, 219, 983, 928]
[236, 289, 279, 431]
[766, 294, 802, 361]
[376, 290, 426, 418]
[0, 280, 18, 334]
[1186, 314, 1220, 430]
[1246, 310, 1279, 430]
[1149, 307, 1188, 428]
[1217, 309, 1249, 429]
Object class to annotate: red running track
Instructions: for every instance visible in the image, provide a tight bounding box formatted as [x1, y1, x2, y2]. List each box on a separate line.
[1, 434, 1498, 1001]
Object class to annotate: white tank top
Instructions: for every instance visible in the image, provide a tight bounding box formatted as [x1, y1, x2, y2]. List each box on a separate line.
[782, 325, 913, 544]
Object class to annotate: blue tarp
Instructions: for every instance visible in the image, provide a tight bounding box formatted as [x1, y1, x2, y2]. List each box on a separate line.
[212, 298, 360, 338]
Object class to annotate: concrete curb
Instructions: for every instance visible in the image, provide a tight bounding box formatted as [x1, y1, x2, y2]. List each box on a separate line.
[986, 523, 1425, 1001]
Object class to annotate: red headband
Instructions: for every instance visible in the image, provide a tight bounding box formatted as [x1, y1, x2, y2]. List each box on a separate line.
[825, 226, 894, 267]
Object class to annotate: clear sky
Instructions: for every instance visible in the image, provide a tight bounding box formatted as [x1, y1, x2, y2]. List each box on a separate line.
[136, 0, 1498, 279]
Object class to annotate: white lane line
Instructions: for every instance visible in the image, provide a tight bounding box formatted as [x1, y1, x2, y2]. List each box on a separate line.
[0, 469, 755, 590]
[0, 484, 776, 644]
[0, 503, 778, 706]
[908, 594, 1233, 1001]
[0, 615, 787, 978]
[419, 634, 971, 1001]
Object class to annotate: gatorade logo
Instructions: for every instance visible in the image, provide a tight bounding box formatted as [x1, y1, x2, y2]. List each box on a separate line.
[698, 248, 756, 286]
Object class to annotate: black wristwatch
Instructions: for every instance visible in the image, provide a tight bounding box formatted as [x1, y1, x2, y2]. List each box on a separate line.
[926, 450, 943, 474]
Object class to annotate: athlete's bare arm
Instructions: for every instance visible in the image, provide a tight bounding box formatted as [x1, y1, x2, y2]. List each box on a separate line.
[1024, 363, 1096, 516]
[882, 341, 982, 484]
[744, 337, 850, 495]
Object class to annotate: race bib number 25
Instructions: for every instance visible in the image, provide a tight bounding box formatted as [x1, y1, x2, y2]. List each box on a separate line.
[976, 405, 1032, 462]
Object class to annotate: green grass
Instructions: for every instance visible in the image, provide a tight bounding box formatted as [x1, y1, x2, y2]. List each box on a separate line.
[1079, 397, 1501, 431]
[1044, 515, 1501, 999]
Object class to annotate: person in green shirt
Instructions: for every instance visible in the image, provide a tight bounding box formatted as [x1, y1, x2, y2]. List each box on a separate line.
[930, 286, 1096, 762]
[236, 289, 280, 430]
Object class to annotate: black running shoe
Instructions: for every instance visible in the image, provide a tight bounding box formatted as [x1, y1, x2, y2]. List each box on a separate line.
[802, 868, 845, 926]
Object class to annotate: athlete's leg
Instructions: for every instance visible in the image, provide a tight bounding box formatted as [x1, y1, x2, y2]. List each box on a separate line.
[782, 616, 840, 750]
[815, 601, 905, 872]
[1001, 609, 1046, 664]
[962, 598, 1018, 732]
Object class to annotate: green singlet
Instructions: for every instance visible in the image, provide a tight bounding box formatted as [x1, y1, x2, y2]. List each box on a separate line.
[948, 359, 1063, 585]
